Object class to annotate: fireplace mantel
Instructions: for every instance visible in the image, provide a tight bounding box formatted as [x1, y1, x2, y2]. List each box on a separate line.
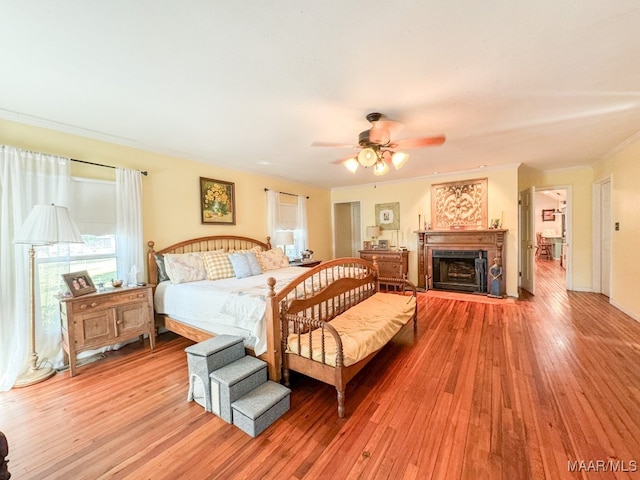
[416, 229, 507, 295]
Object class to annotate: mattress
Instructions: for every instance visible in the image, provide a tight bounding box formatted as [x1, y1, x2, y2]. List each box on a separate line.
[154, 267, 307, 355]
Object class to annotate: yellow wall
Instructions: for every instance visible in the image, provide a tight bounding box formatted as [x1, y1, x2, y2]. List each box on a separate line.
[331, 166, 520, 297]
[518, 165, 594, 291]
[593, 136, 640, 319]
[1, 119, 333, 278]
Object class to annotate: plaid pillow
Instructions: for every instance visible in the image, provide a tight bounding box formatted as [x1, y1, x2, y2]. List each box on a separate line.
[202, 251, 235, 280]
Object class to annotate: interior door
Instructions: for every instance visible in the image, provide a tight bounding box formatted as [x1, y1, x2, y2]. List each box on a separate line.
[519, 187, 535, 295]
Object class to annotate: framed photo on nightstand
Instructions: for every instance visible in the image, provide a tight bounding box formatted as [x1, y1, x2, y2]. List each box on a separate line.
[62, 270, 96, 297]
[378, 239, 389, 250]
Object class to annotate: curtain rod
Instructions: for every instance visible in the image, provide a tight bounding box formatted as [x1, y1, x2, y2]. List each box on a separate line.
[71, 158, 148, 176]
[264, 188, 309, 199]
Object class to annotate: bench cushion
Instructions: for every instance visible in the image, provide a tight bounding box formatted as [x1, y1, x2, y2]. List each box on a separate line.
[286, 292, 416, 367]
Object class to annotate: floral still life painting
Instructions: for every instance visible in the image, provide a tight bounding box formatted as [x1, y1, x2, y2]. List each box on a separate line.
[200, 177, 236, 225]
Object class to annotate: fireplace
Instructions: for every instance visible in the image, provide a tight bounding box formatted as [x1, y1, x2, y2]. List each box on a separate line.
[416, 229, 506, 297]
[432, 250, 487, 293]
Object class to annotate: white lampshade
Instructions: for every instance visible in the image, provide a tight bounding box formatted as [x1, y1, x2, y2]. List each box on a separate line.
[343, 157, 359, 174]
[366, 226, 381, 238]
[358, 148, 378, 167]
[14, 204, 84, 245]
[373, 161, 390, 176]
[391, 151, 409, 170]
[274, 230, 294, 246]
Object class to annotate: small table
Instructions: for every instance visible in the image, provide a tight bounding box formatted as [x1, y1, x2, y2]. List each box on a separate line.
[290, 260, 322, 267]
[59, 285, 155, 376]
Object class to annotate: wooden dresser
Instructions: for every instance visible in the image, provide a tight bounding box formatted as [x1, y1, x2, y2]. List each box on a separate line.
[59, 285, 155, 376]
[359, 250, 409, 281]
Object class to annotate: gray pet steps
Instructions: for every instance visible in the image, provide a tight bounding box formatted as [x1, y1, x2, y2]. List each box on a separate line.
[231, 381, 291, 437]
[185, 335, 245, 412]
[209, 355, 268, 423]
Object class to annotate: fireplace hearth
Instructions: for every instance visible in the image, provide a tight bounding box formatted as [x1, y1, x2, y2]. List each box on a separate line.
[432, 250, 487, 293]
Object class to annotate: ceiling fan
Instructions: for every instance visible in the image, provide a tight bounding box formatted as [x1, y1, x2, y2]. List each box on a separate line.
[312, 112, 446, 176]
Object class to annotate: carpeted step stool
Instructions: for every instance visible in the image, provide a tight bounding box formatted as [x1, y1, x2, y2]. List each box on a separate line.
[185, 335, 245, 412]
[185, 335, 290, 436]
[209, 355, 268, 423]
[232, 381, 291, 437]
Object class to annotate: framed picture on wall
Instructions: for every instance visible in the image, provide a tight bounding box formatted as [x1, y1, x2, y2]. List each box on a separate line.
[375, 202, 400, 230]
[200, 177, 236, 225]
[542, 209, 555, 221]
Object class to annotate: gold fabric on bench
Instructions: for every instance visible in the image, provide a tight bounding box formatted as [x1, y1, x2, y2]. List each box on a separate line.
[286, 293, 416, 367]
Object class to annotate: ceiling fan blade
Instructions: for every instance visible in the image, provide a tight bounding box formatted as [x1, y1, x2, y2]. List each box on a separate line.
[311, 141, 359, 148]
[388, 135, 446, 149]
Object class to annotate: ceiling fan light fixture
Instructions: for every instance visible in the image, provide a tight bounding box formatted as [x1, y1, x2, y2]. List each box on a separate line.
[343, 157, 359, 174]
[373, 160, 389, 176]
[358, 148, 378, 167]
[391, 151, 409, 170]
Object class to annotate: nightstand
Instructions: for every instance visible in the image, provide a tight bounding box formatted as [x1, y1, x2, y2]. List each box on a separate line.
[59, 285, 155, 377]
[290, 260, 322, 267]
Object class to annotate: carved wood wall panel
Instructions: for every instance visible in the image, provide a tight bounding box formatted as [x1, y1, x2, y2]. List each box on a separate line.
[431, 178, 487, 230]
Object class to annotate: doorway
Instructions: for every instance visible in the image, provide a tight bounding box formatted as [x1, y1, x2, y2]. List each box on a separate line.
[534, 187, 571, 290]
[519, 185, 572, 296]
[333, 201, 361, 257]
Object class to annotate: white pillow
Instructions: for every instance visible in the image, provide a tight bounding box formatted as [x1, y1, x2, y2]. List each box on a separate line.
[163, 253, 207, 284]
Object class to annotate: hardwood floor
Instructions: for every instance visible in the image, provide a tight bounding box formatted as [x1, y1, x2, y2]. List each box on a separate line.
[2, 260, 639, 479]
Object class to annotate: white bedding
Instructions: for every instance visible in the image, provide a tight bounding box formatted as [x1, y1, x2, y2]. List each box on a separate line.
[154, 267, 308, 355]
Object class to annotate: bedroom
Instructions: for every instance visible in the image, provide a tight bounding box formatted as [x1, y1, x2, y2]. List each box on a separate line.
[2, 1, 640, 478]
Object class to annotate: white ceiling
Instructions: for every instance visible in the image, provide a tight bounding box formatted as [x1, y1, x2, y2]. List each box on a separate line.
[2, 1, 640, 189]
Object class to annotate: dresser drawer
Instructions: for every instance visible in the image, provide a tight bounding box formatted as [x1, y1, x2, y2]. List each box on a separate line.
[69, 289, 149, 314]
[358, 250, 408, 280]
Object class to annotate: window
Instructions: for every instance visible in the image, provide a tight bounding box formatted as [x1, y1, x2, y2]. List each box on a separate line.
[37, 178, 117, 329]
[268, 192, 308, 259]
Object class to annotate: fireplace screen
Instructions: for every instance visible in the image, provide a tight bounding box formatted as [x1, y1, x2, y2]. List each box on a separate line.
[432, 250, 487, 293]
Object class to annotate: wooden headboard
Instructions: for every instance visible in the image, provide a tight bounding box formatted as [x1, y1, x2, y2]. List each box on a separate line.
[147, 235, 271, 285]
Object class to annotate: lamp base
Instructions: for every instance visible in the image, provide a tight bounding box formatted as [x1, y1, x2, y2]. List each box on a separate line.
[13, 365, 55, 388]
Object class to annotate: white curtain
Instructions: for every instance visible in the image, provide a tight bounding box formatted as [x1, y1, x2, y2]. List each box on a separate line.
[266, 189, 279, 244]
[296, 195, 309, 252]
[0, 145, 72, 391]
[115, 168, 144, 284]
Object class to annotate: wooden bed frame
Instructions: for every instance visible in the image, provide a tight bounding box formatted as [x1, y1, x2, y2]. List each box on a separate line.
[147, 236, 280, 377]
[148, 235, 392, 383]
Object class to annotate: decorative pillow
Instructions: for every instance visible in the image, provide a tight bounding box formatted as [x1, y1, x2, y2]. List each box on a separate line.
[163, 253, 207, 284]
[202, 250, 235, 281]
[228, 252, 263, 279]
[154, 253, 170, 283]
[245, 251, 263, 275]
[256, 247, 290, 271]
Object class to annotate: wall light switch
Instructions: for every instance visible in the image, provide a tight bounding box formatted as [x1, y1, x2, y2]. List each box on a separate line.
[615, 222, 620, 231]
